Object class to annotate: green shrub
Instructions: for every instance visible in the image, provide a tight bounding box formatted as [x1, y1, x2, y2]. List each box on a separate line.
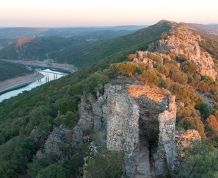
[179, 142, 218, 178]
[36, 164, 67, 178]
[197, 103, 213, 119]
[28, 148, 86, 178]
[175, 55, 187, 63]
[169, 83, 202, 106]
[127, 54, 137, 60]
[112, 62, 139, 77]
[134, 66, 142, 75]
[28, 157, 57, 178]
[182, 61, 198, 73]
[70, 71, 109, 95]
[157, 64, 170, 77]
[84, 148, 123, 178]
[54, 111, 77, 126]
[0, 137, 35, 178]
[177, 106, 205, 137]
[141, 68, 160, 85]
[170, 69, 188, 84]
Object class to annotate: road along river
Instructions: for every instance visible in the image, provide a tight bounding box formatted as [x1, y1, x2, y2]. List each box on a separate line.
[0, 69, 67, 103]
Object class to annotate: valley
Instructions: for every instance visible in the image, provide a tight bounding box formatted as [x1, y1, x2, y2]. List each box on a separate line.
[0, 69, 67, 102]
[0, 72, 43, 95]
[0, 60, 33, 81]
[0, 20, 218, 178]
[0, 59, 77, 73]
[0, 59, 76, 102]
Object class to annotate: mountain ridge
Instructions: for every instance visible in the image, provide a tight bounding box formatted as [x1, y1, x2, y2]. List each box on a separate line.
[0, 20, 217, 178]
[0, 21, 172, 67]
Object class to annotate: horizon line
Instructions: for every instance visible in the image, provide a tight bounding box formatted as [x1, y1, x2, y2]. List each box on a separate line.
[0, 20, 218, 28]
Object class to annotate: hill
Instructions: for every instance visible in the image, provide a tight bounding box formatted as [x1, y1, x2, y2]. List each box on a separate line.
[190, 23, 218, 35]
[0, 60, 32, 81]
[0, 26, 144, 63]
[0, 20, 217, 178]
[0, 26, 144, 39]
[0, 36, 89, 60]
[0, 23, 169, 67]
[50, 21, 172, 67]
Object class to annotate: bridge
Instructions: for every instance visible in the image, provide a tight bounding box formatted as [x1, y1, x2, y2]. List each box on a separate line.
[37, 70, 67, 82]
[39, 70, 67, 76]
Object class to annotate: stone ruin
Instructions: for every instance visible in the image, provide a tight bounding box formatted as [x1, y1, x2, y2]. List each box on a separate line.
[71, 78, 178, 178]
[102, 83, 178, 178]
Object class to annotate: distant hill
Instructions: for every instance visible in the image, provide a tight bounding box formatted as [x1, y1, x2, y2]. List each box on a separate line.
[190, 23, 218, 35]
[0, 36, 89, 60]
[189, 24, 218, 60]
[50, 21, 172, 67]
[0, 20, 218, 178]
[0, 61, 32, 81]
[0, 39, 13, 49]
[0, 26, 145, 39]
[0, 26, 143, 59]
[0, 23, 169, 68]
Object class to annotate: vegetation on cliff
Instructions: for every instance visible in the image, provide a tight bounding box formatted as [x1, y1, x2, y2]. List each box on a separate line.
[0, 20, 218, 177]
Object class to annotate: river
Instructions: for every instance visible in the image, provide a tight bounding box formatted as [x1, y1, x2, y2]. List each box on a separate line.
[0, 69, 67, 103]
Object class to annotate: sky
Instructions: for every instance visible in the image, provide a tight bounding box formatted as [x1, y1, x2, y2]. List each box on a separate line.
[0, 0, 218, 27]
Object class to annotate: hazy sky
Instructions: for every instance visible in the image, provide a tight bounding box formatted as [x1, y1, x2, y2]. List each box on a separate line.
[0, 0, 218, 27]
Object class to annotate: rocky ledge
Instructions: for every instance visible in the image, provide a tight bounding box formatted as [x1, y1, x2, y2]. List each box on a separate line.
[74, 77, 178, 178]
[147, 23, 217, 80]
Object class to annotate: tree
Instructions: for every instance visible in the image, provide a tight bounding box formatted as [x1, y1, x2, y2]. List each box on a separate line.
[36, 163, 68, 178]
[197, 103, 213, 119]
[84, 148, 123, 178]
[179, 142, 218, 178]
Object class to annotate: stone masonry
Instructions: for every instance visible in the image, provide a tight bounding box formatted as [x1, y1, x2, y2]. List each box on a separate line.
[101, 82, 178, 178]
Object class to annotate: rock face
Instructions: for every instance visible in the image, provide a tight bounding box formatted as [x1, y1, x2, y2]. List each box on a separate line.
[93, 80, 178, 178]
[39, 77, 178, 177]
[73, 80, 178, 178]
[36, 125, 74, 160]
[103, 84, 141, 177]
[176, 130, 201, 158]
[147, 23, 217, 80]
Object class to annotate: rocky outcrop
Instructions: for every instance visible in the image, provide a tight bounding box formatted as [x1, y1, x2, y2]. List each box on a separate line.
[69, 79, 179, 178]
[36, 125, 74, 160]
[147, 23, 217, 80]
[39, 73, 197, 177]
[83, 79, 177, 178]
[176, 130, 201, 158]
[36, 93, 104, 161]
[102, 84, 141, 177]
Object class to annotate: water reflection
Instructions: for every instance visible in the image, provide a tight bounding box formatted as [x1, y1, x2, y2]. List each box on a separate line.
[0, 69, 67, 103]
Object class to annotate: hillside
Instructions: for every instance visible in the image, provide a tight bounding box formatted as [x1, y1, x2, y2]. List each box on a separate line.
[190, 23, 218, 35]
[0, 26, 144, 39]
[0, 26, 144, 63]
[0, 20, 217, 178]
[0, 39, 13, 49]
[0, 36, 89, 61]
[0, 22, 170, 68]
[0, 60, 32, 81]
[48, 21, 172, 67]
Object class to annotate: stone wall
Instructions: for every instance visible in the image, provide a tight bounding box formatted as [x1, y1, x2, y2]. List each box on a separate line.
[102, 84, 139, 152]
[100, 82, 178, 178]
[102, 84, 140, 177]
[39, 81, 178, 178]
